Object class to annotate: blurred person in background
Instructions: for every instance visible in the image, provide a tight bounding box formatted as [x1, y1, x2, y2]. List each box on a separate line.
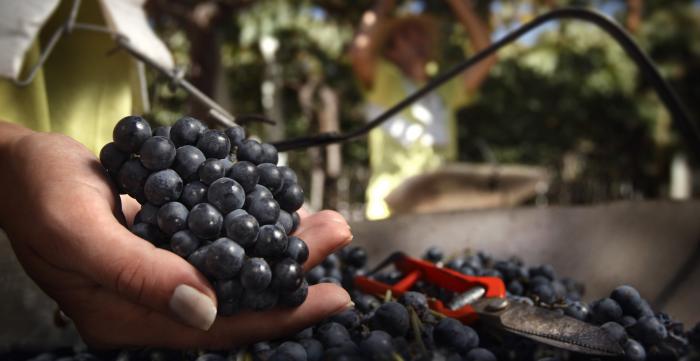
[350, 0, 496, 220]
[0, 0, 351, 349]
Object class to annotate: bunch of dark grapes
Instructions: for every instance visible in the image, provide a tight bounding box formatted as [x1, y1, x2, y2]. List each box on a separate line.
[99, 115, 307, 314]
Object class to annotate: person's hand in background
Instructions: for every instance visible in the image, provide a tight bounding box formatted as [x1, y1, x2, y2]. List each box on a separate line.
[0, 122, 353, 349]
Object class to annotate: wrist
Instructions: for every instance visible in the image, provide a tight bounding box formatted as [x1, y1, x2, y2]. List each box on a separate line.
[0, 122, 34, 224]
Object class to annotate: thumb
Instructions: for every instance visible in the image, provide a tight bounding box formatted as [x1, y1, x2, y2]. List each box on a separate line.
[78, 213, 218, 331]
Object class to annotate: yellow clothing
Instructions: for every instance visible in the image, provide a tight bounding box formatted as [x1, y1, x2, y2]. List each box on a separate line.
[0, 0, 142, 155]
[364, 60, 471, 220]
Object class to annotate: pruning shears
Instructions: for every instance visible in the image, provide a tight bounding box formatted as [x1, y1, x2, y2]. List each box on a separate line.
[354, 252, 624, 357]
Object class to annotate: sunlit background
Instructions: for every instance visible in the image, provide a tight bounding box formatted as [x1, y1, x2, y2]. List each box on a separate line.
[139, 0, 700, 222]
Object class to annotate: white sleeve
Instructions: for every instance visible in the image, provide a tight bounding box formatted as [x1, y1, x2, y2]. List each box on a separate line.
[0, 0, 61, 80]
[98, 0, 174, 71]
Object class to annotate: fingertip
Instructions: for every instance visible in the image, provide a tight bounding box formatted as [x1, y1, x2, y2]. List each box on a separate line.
[307, 283, 352, 314]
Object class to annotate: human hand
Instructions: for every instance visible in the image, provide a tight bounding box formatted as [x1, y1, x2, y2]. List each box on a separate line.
[0, 125, 353, 349]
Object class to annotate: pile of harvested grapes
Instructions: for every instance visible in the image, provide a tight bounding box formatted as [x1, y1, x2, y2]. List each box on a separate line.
[4, 116, 699, 361]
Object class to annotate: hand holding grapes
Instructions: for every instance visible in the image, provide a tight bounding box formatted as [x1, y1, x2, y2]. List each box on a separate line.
[0, 122, 353, 348]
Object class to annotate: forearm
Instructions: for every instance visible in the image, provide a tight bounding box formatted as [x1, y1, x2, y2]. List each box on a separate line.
[350, 0, 395, 87]
[447, 0, 497, 91]
[448, 0, 491, 51]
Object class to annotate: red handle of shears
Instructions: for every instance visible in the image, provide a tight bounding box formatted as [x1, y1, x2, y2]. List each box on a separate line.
[354, 254, 506, 324]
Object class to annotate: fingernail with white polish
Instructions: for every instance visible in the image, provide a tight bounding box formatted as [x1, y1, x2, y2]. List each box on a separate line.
[170, 284, 217, 331]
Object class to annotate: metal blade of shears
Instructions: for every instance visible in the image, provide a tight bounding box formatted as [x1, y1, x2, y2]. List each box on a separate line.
[473, 298, 624, 356]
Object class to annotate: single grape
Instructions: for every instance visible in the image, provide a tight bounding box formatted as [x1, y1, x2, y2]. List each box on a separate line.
[131, 222, 165, 246]
[187, 244, 210, 275]
[433, 317, 479, 353]
[507, 280, 524, 295]
[257, 163, 284, 194]
[276, 210, 293, 234]
[359, 330, 394, 361]
[344, 246, 367, 268]
[198, 158, 226, 185]
[276, 183, 304, 213]
[144, 169, 183, 206]
[306, 265, 325, 284]
[181, 181, 208, 208]
[237, 139, 264, 164]
[329, 308, 362, 330]
[117, 159, 150, 199]
[170, 230, 200, 258]
[156, 202, 188, 236]
[225, 125, 246, 147]
[138, 203, 159, 225]
[622, 339, 646, 361]
[423, 246, 444, 263]
[227, 161, 259, 193]
[139, 136, 176, 171]
[272, 258, 303, 291]
[253, 225, 287, 258]
[532, 282, 557, 304]
[197, 129, 231, 159]
[170, 116, 205, 147]
[564, 301, 590, 321]
[240, 257, 272, 291]
[370, 302, 410, 337]
[398, 291, 428, 317]
[207, 177, 245, 214]
[224, 209, 259, 249]
[291, 212, 300, 234]
[278, 166, 298, 184]
[530, 264, 557, 281]
[591, 298, 623, 324]
[245, 184, 274, 208]
[269, 341, 306, 361]
[299, 338, 323, 361]
[187, 203, 223, 239]
[285, 236, 309, 264]
[247, 197, 280, 225]
[172, 145, 206, 182]
[317, 322, 352, 348]
[601, 322, 628, 344]
[322, 253, 340, 269]
[113, 115, 152, 152]
[279, 279, 308, 308]
[260, 143, 279, 164]
[99, 142, 129, 174]
[204, 237, 245, 280]
[354, 294, 381, 313]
